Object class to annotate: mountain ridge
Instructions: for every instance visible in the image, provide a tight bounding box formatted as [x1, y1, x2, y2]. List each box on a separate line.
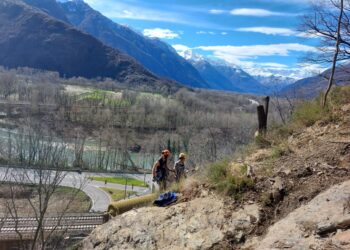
[279, 65, 350, 98]
[180, 49, 269, 94]
[22, 0, 69, 22]
[0, 0, 178, 92]
[58, 0, 210, 89]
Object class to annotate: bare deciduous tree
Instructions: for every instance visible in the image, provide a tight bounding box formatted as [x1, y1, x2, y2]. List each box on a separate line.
[0, 124, 86, 250]
[302, 0, 346, 106]
[0, 72, 17, 99]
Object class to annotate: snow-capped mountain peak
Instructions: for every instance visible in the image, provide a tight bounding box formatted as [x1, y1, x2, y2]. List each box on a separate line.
[179, 49, 205, 62]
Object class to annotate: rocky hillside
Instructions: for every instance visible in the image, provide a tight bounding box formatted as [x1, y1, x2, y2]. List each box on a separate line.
[0, 0, 177, 92]
[81, 194, 260, 249]
[246, 180, 350, 249]
[78, 87, 350, 249]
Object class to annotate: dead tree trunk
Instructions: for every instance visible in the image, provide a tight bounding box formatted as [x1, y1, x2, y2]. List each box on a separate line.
[257, 105, 266, 133]
[264, 96, 270, 124]
[257, 96, 270, 134]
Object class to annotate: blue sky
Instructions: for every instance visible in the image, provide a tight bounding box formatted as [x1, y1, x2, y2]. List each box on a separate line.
[84, 0, 325, 79]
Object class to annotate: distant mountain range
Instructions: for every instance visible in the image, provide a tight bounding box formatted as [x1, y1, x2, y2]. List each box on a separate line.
[0, 0, 302, 94]
[279, 65, 350, 98]
[0, 0, 177, 92]
[22, 0, 278, 94]
[254, 75, 296, 91]
[182, 50, 268, 94]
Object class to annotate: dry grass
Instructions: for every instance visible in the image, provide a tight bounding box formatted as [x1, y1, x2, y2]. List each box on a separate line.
[206, 159, 254, 197]
[0, 184, 91, 216]
[101, 187, 136, 201]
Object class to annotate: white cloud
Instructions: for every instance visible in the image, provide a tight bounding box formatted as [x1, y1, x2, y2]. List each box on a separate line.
[209, 9, 226, 14]
[121, 10, 134, 17]
[295, 63, 327, 77]
[172, 44, 191, 53]
[230, 8, 296, 17]
[229, 61, 324, 79]
[84, 0, 188, 24]
[235, 27, 326, 38]
[172, 44, 201, 60]
[197, 43, 317, 61]
[85, 0, 230, 29]
[196, 43, 318, 78]
[259, 62, 289, 69]
[243, 62, 292, 77]
[172, 44, 197, 60]
[196, 31, 228, 35]
[143, 28, 180, 39]
[297, 30, 330, 38]
[236, 27, 297, 36]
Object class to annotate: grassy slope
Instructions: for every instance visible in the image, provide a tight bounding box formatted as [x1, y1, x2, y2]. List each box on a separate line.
[89, 176, 148, 187]
[101, 187, 136, 201]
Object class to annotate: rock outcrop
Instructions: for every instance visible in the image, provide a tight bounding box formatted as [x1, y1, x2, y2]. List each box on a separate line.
[79, 195, 260, 250]
[244, 180, 350, 250]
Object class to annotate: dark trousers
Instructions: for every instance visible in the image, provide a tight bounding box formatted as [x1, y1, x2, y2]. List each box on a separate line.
[156, 168, 167, 191]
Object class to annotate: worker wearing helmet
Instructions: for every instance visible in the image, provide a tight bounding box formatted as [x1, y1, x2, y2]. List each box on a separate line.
[152, 150, 174, 190]
[174, 153, 187, 182]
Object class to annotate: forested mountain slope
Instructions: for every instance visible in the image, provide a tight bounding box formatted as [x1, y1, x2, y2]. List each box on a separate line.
[0, 0, 177, 92]
[58, 0, 209, 89]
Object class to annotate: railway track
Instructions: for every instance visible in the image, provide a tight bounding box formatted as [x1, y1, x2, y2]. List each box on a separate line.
[0, 213, 109, 241]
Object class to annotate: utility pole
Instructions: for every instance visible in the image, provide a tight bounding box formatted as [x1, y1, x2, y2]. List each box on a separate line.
[124, 175, 128, 199]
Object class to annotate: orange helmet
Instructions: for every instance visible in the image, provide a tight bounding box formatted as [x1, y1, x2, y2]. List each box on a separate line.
[162, 149, 171, 157]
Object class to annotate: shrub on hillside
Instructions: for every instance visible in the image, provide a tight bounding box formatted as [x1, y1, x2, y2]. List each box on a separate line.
[330, 86, 350, 106]
[291, 97, 328, 127]
[267, 86, 350, 143]
[207, 159, 254, 196]
[291, 86, 350, 128]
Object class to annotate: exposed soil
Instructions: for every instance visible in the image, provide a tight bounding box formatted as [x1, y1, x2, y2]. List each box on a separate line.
[241, 106, 350, 240]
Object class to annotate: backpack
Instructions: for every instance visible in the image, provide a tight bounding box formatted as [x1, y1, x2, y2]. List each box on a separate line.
[153, 192, 178, 207]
